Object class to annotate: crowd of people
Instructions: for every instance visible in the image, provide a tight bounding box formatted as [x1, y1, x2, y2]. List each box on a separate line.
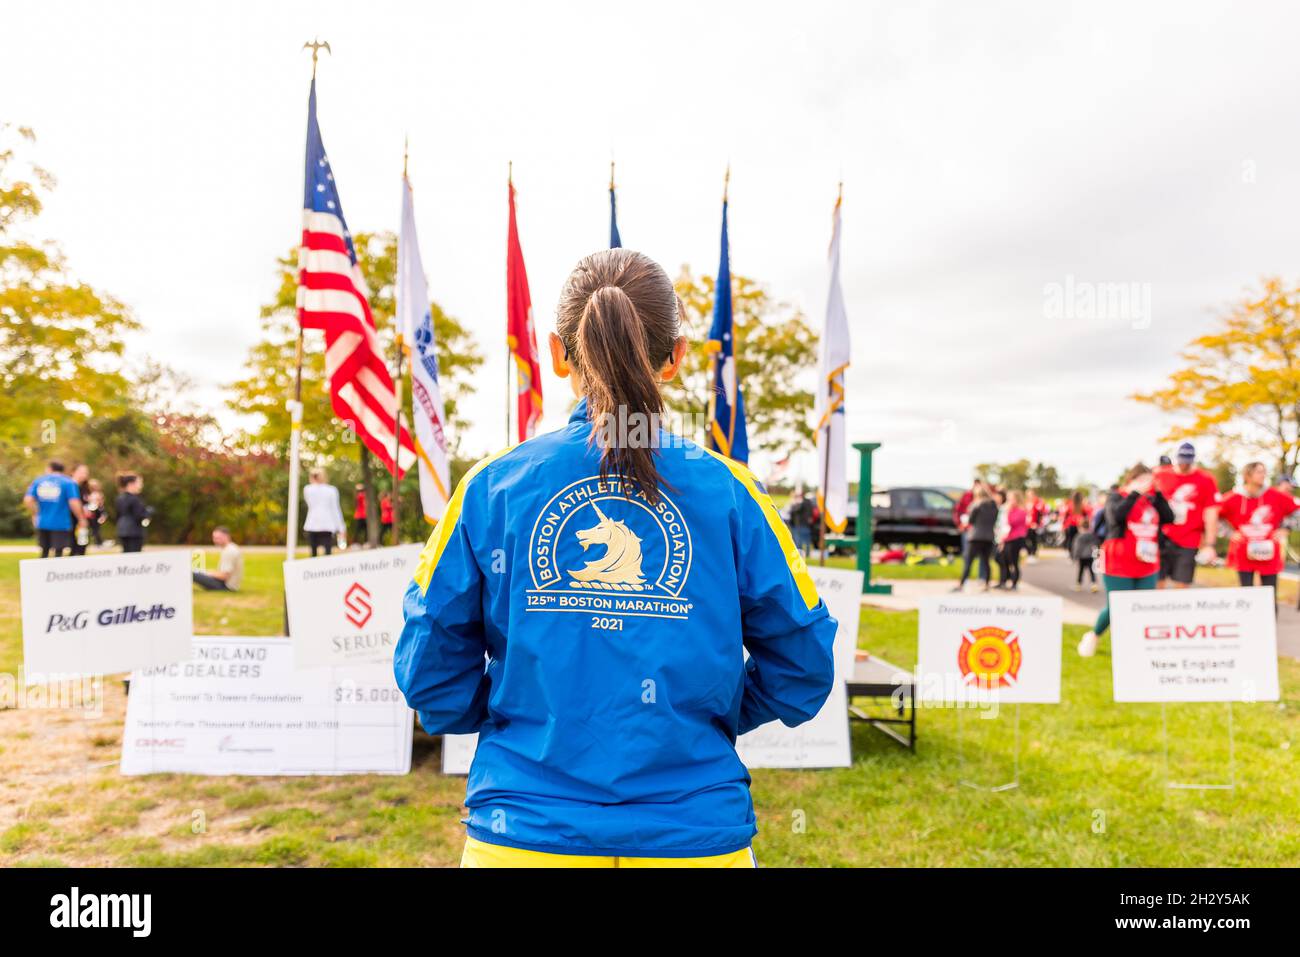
[950, 484, 1049, 592]
[949, 441, 1297, 658]
[20, 460, 400, 581]
[20, 458, 243, 593]
[23, 460, 149, 558]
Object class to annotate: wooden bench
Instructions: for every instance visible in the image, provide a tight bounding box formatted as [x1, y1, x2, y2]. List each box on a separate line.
[845, 652, 916, 750]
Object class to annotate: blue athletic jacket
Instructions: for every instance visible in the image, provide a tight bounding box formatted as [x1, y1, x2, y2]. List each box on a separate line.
[395, 399, 837, 857]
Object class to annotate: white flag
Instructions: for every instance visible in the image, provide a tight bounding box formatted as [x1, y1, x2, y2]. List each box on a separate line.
[398, 174, 451, 522]
[815, 193, 850, 534]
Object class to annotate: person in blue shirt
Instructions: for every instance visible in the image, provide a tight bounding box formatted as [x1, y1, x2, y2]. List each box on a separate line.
[23, 460, 87, 558]
[395, 248, 837, 868]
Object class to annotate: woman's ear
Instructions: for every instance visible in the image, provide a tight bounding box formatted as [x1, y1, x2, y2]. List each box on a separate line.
[660, 336, 689, 382]
[549, 332, 570, 378]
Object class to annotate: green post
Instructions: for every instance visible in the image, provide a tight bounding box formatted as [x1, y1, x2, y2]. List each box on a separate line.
[854, 442, 892, 595]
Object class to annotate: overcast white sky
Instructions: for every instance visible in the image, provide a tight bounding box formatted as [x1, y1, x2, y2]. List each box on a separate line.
[4, 0, 1297, 489]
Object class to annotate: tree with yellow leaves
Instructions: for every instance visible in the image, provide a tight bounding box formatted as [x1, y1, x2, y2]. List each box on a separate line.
[667, 266, 818, 455]
[1134, 277, 1300, 474]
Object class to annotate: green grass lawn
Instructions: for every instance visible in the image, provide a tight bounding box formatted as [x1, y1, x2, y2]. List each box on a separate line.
[1, 550, 1297, 866]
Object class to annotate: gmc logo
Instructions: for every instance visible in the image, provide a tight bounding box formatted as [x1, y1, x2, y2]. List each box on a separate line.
[1143, 623, 1239, 640]
[344, 581, 373, 628]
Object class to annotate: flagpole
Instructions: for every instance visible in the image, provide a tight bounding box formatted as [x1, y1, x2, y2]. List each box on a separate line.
[505, 161, 513, 447]
[391, 358, 402, 546]
[817, 181, 843, 568]
[818, 411, 832, 567]
[722, 164, 737, 457]
[287, 332, 303, 563]
[287, 39, 331, 565]
[390, 138, 409, 547]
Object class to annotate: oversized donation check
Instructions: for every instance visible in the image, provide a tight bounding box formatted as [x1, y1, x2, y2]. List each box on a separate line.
[120, 636, 412, 775]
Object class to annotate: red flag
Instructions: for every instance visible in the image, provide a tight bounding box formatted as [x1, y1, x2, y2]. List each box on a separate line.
[506, 179, 543, 441]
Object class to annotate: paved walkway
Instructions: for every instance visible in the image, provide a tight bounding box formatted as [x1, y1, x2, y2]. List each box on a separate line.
[872, 549, 1300, 661]
[867, 565, 1098, 626]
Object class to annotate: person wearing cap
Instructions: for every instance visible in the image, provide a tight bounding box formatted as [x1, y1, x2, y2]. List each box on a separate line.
[1152, 442, 1220, 588]
[1218, 462, 1298, 599]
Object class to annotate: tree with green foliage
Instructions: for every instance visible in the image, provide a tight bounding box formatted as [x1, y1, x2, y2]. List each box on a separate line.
[0, 125, 144, 535]
[668, 266, 818, 456]
[228, 231, 483, 460]
[0, 124, 139, 452]
[228, 231, 483, 545]
[973, 459, 1066, 497]
[37, 362, 285, 544]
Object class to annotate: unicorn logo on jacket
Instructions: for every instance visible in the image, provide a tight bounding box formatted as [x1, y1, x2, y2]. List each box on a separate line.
[527, 475, 694, 621]
[569, 502, 647, 591]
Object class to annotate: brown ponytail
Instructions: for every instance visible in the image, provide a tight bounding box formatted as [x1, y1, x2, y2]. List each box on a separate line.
[1122, 463, 1151, 486]
[556, 249, 681, 505]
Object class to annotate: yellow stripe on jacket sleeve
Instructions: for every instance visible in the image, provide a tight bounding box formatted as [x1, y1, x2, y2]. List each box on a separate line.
[701, 446, 820, 610]
[413, 446, 514, 593]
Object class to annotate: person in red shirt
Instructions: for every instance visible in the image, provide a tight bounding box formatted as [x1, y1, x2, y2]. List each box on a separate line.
[352, 484, 367, 546]
[953, 479, 986, 561]
[995, 490, 1030, 590]
[1024, 489, 1047, 561]
[1060, 491, 1089, 556]
[1152, 441, 1220, 588]
[1077, 463, 1175, 657]
[1218, 461, 1297, 593]
[380, 492, 394, 545]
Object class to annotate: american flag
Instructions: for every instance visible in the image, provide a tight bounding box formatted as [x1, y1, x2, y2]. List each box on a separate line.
[296, 78, 414, 475]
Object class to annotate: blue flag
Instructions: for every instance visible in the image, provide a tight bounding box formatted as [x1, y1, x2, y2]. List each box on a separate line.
[705, 196, 748, 463]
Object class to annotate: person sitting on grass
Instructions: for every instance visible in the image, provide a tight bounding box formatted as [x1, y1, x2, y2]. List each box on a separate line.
[192, 526, 244, 592]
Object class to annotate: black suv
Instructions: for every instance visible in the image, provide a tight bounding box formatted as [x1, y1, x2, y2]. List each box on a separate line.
[847, 486, 961, 553]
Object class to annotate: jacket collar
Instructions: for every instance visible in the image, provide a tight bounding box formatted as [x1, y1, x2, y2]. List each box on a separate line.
[568, 397, 589, 425]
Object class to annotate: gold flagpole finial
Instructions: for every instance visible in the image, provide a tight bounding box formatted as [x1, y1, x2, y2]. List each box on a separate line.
[610, 159, 616, 191]
[302, 38, 331, 80]
[403, 135, 409, 178]
[508, 160, 513, 187]
[723, 163, 731, 203]
[837, 180, 843, 203]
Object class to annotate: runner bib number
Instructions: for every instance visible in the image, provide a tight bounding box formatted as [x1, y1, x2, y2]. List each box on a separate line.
[1247, 539, 1276, 562]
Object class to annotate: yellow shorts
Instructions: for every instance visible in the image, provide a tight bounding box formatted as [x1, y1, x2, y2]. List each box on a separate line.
[460, 835, 756, 868]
